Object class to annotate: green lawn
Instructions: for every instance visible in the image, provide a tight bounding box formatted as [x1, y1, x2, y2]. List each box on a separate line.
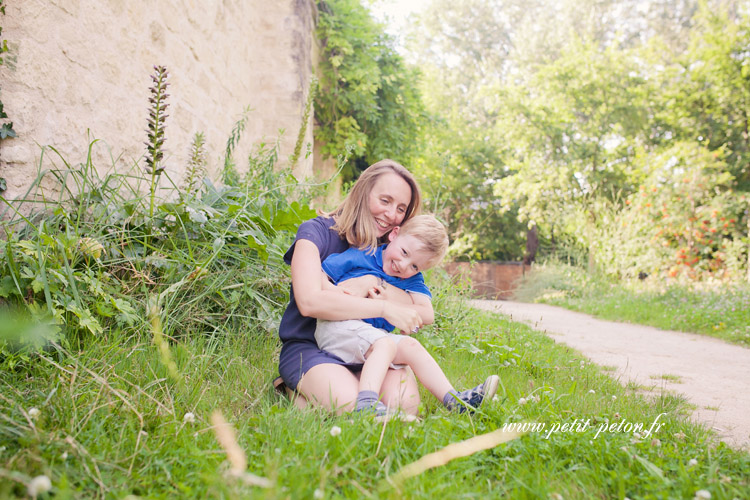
[2, 286, 748, 499]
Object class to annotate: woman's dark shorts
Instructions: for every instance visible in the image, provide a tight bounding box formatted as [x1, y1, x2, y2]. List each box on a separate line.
[279, 340, 363, 391]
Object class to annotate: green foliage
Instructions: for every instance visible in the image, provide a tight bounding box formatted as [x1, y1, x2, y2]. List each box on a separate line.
[289, 76, 317, 171]
[315, 0, 426, 181]
[414, 124, 527, 261]
[403, 0, 750, 277]
[0, 65, 318, 367]
[605, 143, 746, 280]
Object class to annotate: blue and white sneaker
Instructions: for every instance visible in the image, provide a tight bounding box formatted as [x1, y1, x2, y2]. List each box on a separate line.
[447, 375, 500, 413]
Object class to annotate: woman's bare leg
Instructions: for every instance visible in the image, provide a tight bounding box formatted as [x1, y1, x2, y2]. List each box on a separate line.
[296, 363, 360, 414]
[392, 336, 453, 401]
[379, 366, 421, 415]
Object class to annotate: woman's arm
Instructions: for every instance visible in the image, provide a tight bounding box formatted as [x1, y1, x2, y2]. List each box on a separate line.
[292, 240, 423, 332]
[368, 284, 435, 326]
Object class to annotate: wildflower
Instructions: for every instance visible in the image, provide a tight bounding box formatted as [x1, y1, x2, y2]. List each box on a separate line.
[588, 390, 596, 395]
[651, 438, 661, 447]
[330, 426, 342, 437]
[688, 458, 698, 467]
[28, 475, 52, 497]
[61, 452, 68, 460]
[694, 490, 711, 500]
[550, 493, 564, 500]
[314, 488, 324, 499]
[518, 397, 528, 406]
[183, 412, 196, 424]
[613, 412, 621, 419]
[673, 432, 686, 440]
[28, 407, 41, 420]
[611, 395, 617, 401]
[78, 237, 105, 259]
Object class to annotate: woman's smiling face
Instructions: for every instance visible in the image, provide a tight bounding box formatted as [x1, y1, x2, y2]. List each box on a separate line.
[368, 172, 413, 237]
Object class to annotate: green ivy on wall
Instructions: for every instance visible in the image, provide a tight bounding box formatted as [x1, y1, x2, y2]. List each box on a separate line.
[314, 0, 426, 182]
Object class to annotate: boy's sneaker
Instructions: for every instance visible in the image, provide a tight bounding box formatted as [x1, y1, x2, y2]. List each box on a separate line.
[448, 375, 500, 413]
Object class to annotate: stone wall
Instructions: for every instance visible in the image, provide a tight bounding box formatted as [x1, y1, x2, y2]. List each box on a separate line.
[0, 0, 318, 202]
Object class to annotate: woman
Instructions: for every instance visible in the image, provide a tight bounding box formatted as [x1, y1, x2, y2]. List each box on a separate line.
[277, 159, 431, 415]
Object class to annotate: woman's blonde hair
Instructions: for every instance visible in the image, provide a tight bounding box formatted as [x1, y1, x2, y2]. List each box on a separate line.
[328, 159, 421, 250]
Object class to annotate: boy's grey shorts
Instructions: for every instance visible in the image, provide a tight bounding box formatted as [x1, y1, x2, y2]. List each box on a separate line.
[315, 319, 407, 369]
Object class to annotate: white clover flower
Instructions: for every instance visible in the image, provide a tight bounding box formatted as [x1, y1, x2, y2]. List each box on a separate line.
[588, 390, 596, 395]
[688, 458, 699, 467]
[330, 425, 342, 437]
[313, 488, 324, 499]
[550, 493, 564, 500]
[61, 451, 68, 460]
[694, 489, 711, 500]
[651, 439, 661, 447]
[492, 395, 499, 402]
[28, 407, 41, 420]
[673, 432, 686, 440]
[28, 475, 52, 497]
[518, 397, 528, 405]
[611, 395, 617, 401]
[183, 412, 196, 424]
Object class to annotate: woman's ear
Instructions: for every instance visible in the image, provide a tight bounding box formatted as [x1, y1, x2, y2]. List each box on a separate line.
[387, 226, 400, 242]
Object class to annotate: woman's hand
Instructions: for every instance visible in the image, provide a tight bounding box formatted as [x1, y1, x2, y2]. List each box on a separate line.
[337, 275, 379, 297]
[381, 301, 423, 335]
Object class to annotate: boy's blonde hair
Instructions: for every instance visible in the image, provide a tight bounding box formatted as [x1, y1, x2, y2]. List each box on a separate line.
[327, 159, 421, 251]
[398, 215, 449, 269]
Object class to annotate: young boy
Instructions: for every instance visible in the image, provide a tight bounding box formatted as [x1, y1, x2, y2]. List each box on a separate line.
[315, 215, 499, 416]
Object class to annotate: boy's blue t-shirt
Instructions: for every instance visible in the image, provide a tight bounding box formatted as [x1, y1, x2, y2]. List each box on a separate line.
[322, 245, 431, 332]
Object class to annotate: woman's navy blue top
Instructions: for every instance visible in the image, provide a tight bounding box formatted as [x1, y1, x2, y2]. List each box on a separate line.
[277, 216, 363, 389]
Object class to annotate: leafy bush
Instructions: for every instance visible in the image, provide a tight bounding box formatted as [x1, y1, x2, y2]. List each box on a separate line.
[0, 76, 316, 367]
[591, 143, 747, 280]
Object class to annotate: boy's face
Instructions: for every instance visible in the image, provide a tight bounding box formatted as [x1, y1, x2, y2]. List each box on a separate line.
[382, 229, 433, 279]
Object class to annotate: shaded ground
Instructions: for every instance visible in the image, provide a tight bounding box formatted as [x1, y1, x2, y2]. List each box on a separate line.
[471, 299, 750, 451]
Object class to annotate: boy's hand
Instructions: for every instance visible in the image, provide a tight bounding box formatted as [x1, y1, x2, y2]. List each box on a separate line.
[367, 284, 387, 299]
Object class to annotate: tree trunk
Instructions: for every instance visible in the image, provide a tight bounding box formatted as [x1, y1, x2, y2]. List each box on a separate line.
[523, 224, 539, 265]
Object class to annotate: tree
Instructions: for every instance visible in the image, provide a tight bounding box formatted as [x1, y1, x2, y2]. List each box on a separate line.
[315, 0, 426, 181]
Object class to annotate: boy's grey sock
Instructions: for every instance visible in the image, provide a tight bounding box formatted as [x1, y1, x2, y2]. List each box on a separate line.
[356, 390, 379, 411]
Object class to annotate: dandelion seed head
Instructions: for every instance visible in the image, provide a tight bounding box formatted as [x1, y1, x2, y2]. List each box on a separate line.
[330, 425, 342, 437]
[183, 412, 196, 424]
[28, 475, 52, 497]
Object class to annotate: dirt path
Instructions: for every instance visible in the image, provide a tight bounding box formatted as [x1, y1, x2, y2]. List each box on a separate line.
[471, 299, 750, 451]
